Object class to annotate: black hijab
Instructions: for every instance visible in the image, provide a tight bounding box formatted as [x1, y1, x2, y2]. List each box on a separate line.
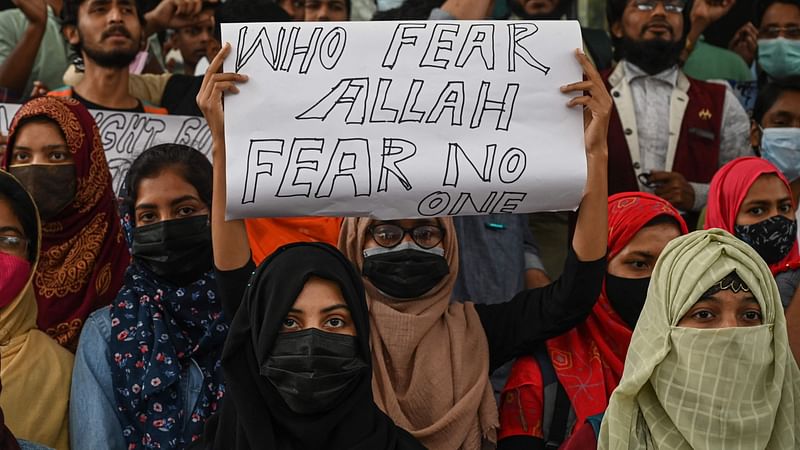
[195, 242, 423, 450]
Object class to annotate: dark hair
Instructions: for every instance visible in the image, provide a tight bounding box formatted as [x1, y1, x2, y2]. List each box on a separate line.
[643, 214, 682, 229]
[606, 0, 692, 60]
[372, 0, 444, 20]
[0, 175, 39, 263]
[124, 144, 212, 213]
[213, 0, 291, 42]
[752, 77, 800, 124]
[754, 0, 800, 28]
[61, 0, 147, 59]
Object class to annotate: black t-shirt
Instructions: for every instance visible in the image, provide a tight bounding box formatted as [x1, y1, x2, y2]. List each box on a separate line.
[162, 74, 204, 117]
[72, 90, 146, 113]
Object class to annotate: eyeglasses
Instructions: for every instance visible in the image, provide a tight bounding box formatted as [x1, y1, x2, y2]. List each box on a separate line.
[368, 223, 445, 249]
[0, 235, 27, 255]
[632, 0, 686, 13]
[759, 26, 800, 40]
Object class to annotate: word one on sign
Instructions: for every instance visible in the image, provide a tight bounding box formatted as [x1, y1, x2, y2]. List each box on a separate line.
[222, 20, 586, 219]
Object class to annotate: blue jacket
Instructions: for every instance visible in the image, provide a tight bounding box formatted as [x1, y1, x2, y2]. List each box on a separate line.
[70, 306, 205, 450]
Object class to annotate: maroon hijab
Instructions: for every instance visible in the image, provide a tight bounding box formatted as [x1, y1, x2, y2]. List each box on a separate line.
[3, 97, 129, 350]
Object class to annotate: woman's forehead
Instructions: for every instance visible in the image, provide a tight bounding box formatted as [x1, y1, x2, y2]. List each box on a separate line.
[372, 218, 440, 227]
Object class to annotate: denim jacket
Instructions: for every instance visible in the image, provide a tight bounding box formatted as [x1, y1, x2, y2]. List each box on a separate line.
[70, 306, 204, 450]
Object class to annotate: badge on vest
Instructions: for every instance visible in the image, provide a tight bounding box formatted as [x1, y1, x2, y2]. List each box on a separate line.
[699, 108, 712, 120]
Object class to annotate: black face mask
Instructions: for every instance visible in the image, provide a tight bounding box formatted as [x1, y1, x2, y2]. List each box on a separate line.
[261, 328, 369, 415]
[362, 243, 449, 299]
[605, 274, 651, 329]
[131, 215, 212, 285]
[734, 215, 798, 265]
[10, 164, 77, 221]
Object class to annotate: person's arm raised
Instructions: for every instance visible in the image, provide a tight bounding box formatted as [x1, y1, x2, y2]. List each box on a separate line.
[561, 49, 611, 262]
[196, 43, 251, 271]
[0, 0, 48, 94]
[476, 50, 611, 372]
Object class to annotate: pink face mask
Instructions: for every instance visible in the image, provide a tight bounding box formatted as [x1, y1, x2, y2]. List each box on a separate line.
[0, 252, 31, 309]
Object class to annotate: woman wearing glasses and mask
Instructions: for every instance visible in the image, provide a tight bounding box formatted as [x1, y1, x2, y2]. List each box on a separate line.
[198, 44, 611, 449]
[0, 171, 73, 450]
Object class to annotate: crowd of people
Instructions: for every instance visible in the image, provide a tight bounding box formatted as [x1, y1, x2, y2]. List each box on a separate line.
[0, 0, 799, 448]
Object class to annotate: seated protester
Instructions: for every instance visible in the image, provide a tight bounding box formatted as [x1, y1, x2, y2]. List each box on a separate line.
[0, 171, 73, 450]
[304, 0, 349, 20]
[144, 0, 293, 117]
[51, 0, 167, 113]
[705, 157, 800, 308]
[1, 97, 129, 350]
[198, 44, 611, 450]
[70, 144, 226, 450]
[498, 192, 688, 450]
[599, 229, 800, 449]
[278, 0, 305, 21]
[189, 243, 424, 450]
[680, 0, 754, 83]
[333, 55, 609, 450]
[0, 0, 69, 102]
[751, 78, 800, 201]
[167, 17, 215, 76]
[604, 0, 751, 225]
[503, 0, 613, 70]
[755, 0, 800, 81]
[0, 0, 212, 103]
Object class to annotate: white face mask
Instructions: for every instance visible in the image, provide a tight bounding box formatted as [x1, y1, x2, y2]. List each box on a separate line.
[362, 241, 445, 258]
[760, 127, 800, 182]
[376, 0, 404, 11]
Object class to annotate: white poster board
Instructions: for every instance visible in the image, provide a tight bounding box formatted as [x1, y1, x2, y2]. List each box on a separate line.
[222, 20, 586, 219]
[0, 103, 211, 194]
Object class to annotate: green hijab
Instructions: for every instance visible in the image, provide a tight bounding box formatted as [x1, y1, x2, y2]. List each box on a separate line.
[598, 228, 800, 450]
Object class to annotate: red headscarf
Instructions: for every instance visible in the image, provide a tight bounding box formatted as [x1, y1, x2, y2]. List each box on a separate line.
[705, 156, 800, 275]
[2, 97, 130, 351]
[499, 192, 687, 440]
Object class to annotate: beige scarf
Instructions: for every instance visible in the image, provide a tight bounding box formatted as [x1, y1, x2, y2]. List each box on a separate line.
[339, 217, 497, 450]
[0, 172, 74, 450]
[599, 229, 800, 449]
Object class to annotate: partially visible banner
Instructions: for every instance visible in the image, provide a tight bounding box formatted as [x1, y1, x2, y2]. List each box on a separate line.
[0, 103, 211, 194]
[222, 20, 587, 220]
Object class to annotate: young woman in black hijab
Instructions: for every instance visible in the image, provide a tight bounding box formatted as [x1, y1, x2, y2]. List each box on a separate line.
[192, 242, 424, 450]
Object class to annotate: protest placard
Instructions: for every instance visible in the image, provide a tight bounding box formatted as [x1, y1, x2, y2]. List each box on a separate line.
[0, 103, 211, 194]
[221, 20, 586, 219]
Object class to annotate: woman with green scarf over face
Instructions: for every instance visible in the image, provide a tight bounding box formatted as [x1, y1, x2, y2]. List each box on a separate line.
[598, 228, 800, 449]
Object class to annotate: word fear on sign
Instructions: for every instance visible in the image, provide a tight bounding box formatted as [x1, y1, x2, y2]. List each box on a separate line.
[221, 20, 586, 219]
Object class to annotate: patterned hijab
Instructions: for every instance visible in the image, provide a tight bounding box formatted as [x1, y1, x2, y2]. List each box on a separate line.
[339, 217, 497, 450]
[705, 156, 800, 275]
[109, 156, 227, 449]
[501, 193, 688, 438]
[2, 96, 129, 350]
[599, 229, 800, 450]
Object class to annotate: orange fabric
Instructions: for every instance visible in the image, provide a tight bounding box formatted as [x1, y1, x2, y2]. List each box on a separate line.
[245, 217, 343, 264]
[142, 104, 168, 115]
